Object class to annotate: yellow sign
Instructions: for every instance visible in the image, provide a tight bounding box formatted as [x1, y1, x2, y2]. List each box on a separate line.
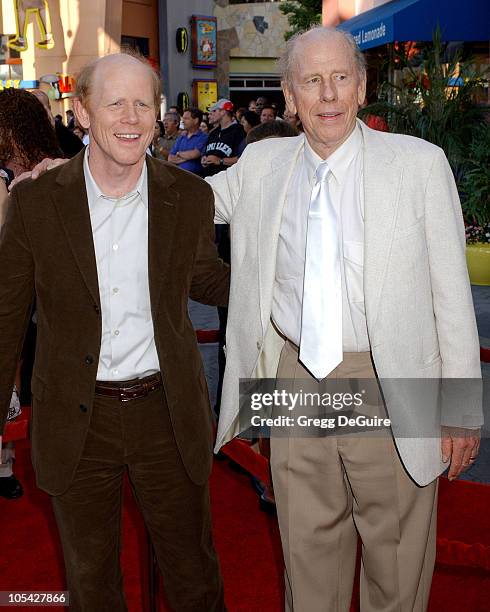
[8, 0, 54, 53]
[193, 79, 218, 113]
[0, 79, 21, 89]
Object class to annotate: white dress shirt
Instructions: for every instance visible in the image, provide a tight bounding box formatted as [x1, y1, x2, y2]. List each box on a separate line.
[83, 150, 160, 381]
[272, 125, 370, 353]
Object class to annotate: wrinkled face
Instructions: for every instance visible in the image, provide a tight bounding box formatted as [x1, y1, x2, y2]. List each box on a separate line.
[260, 108, 276, 123]
[75, 57, 156, 169]
[283, 33, 366, 158]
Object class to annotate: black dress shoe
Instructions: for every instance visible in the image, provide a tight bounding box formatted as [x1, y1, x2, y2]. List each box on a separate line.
[259, 491, 276, 515]
[0, 475, 24, 499]
[251, 476, 266, 496]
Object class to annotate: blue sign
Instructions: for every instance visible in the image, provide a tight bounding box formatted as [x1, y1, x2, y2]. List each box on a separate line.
[350, 18, 394, 50]
[0, 80, 39, 90]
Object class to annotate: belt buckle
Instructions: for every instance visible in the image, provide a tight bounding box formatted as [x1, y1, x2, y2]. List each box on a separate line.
[119, 383, 145, 402]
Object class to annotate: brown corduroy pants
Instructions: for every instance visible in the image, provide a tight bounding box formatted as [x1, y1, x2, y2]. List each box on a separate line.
[51, 386, 224, 612]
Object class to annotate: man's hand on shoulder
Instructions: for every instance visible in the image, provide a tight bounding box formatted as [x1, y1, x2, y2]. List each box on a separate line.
[441, 426, 481, 481]
[9, 157, 67, 190]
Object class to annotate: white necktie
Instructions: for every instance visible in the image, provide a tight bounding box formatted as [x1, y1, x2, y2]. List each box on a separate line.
[299, 161, 342, 379]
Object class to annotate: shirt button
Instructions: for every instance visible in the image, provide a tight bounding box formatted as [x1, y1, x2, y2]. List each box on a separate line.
[79, 404, 88, 413]
[256, 341, 261, 350]
[114, 330, 120, 336]
[113, 288, 119, 294]
[85, 355, 94, 365]
[112, 244, 119, 251]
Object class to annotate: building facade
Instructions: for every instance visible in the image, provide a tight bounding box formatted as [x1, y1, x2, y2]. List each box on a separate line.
[0, 0, 159, 116]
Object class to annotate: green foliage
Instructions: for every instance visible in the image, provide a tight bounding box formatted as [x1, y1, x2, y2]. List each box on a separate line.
[459, 123, 490, 228]
[360, 30, 489, 231]
[280, 0, 322, 40]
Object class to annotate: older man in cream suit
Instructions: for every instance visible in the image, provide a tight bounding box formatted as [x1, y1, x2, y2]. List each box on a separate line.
[208, 27, 482, 612]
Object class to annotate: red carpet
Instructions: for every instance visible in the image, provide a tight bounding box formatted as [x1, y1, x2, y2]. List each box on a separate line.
[0, 439, 488, 611]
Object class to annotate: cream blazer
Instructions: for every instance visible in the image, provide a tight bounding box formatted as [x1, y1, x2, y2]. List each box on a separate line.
[207, 120, 482, 486]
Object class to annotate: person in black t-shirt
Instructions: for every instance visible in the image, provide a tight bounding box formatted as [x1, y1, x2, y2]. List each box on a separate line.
[201, 99, 244, 178]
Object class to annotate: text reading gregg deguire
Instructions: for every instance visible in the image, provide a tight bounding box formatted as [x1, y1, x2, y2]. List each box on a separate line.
[248, 389, 391, 431]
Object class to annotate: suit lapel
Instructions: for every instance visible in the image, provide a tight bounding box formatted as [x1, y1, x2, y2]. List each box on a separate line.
[359, 121, 404, 332]
[258, 135, 305, 334]
[52, 152, 100, 308]
[52, 153, 179, 314]
[146, 156, 178, 314]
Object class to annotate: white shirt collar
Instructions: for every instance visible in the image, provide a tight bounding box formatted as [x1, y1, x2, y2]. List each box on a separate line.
[83, 147, 148, 209]
[303, 124, 362, 184]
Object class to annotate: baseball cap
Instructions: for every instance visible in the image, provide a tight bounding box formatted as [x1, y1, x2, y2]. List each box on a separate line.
[208, 98, 234, 112]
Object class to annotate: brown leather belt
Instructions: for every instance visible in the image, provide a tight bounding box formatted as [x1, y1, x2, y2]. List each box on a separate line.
[95, 373, 162, 402]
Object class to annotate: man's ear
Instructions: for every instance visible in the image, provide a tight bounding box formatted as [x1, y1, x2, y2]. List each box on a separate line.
[282, 81, 297, 115]
[357, 72, 367, 107]
[73, 98, 90, 130]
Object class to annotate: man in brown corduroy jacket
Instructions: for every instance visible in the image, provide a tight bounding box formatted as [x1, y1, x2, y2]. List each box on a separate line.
[0, 52, 228, 612]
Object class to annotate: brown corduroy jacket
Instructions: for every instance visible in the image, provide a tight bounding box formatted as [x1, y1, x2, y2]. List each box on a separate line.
[0, 151, 229, 495]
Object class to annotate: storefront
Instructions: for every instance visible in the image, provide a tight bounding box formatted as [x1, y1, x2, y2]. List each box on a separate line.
[0, 0, 159, 117]
[337, 0, 489, 104]
[337, 0, 489, 50]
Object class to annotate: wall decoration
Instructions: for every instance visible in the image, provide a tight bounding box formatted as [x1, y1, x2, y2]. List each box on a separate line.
[192, 79, 218, 113]
[39, 73, 75, 99]
[8, 0, 54, 53]
[191, 15, 217, 69]
[176, 28, 189, 54]
[177, 91, 190, 113]
[0, 79, 38, 90]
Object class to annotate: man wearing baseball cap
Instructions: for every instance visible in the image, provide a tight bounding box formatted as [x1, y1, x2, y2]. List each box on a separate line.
[201, 99, 245, 177]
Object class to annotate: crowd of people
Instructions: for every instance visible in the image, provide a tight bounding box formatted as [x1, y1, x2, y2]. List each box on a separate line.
[0, 25, 482, 612]
[151, 95, 302, 175]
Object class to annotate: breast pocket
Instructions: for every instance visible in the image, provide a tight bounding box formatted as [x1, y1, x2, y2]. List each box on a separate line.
[393, 217, 424, 239]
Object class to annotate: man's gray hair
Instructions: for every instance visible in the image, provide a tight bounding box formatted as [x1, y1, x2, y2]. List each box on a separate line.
[278, 26, 366, 88]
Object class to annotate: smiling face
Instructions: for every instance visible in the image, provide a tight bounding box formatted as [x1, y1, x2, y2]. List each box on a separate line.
[74, 55, 156, 172]
[260, 108, 276, 123]
[283, 31, 366, 159]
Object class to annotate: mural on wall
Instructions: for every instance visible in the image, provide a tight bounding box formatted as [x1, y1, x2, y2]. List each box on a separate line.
[8, 0, 54, 53]
[213, 2, 288, 58]
[191, 16, 217, 69]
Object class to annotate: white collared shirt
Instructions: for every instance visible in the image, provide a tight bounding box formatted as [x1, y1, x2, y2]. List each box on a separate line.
[83, 150, 160, 381]
[272, 125, 370, 352]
